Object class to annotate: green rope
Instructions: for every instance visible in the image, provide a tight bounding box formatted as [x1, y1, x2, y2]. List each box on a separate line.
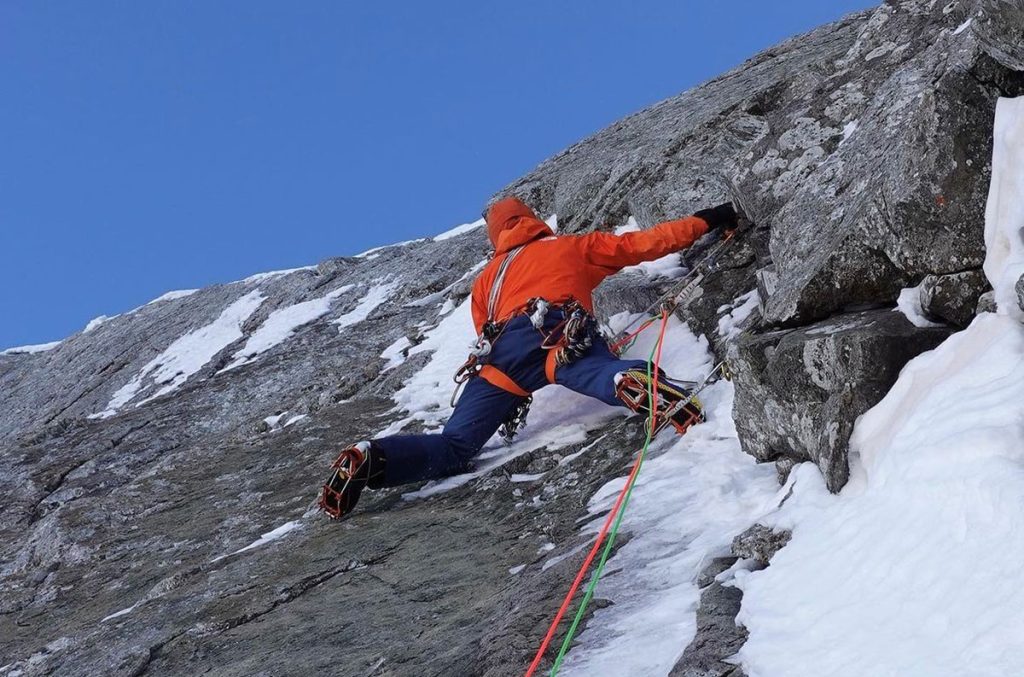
[549, 333, 662, 675]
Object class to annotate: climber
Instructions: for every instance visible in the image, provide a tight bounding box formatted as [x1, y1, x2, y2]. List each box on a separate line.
[319, 196, 739, 519]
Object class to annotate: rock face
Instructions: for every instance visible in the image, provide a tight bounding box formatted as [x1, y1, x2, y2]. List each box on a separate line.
[730, 310, 950, 490]
[978, 289, 999, 314]
[502, 1, 1024, 329]
[500, 0, 1024, 496]
[921, 269, 991, 327]
[670, 558, 748, 677]
[731, 525, 792, 566]
[2, 1, 1023, 675]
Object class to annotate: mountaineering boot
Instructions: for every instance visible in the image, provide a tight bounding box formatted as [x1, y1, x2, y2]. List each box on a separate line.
[615, 369, 706, 436]
[319, 441, 387, 520]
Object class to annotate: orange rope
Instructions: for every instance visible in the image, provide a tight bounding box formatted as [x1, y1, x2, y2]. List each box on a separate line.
[524, 310, 670, 676]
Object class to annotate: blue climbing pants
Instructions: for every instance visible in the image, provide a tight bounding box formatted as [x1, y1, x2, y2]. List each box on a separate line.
[373, 312, 650, 487]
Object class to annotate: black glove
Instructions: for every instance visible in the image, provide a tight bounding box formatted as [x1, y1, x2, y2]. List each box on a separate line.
[693, 202, 737, 229]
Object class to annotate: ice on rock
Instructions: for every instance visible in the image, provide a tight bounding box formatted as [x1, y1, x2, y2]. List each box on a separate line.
[146, 289, 199, 304]
[433, 217, 485, 241]
[0, 341, 61, 356]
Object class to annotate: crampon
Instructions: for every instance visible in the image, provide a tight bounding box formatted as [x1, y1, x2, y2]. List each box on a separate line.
[615, 369, 706, 436]
[319, 442, 380, 520]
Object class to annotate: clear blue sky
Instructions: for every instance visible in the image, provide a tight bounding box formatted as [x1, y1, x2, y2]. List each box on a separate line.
[0, 1, 875, 349]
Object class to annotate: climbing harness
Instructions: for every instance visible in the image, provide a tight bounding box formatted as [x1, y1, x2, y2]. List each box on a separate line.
[451, 319, 507, 406]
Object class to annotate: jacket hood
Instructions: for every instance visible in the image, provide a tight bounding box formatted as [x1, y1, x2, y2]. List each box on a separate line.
[485, 197, 554, 253]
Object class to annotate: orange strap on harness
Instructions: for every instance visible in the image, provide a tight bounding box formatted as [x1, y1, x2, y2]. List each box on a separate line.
[479, 365, 530, 397]
[544, 350, 559, 385]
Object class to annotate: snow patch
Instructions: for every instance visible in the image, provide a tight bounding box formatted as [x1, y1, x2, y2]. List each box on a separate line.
[0, 341, 60, 356]
[101, 601, 142, 623]
[83, 316, 112, 333]
[333, 282, 399, 330]
[433, 218, 485, 241]
[841, 119, 858, 143]
[896, 284, 942, 327]
[380, 336, 413, 371]
[953, 17, 972, 35]
[91, 290, 265, 418]
[356, 239, 427, 259]
[221, 285, 353, 372]
[145, 289, 199, 305]
[241, 266, 315, 284]
[212, 520, 303, 562]
[717, 289, 759, 339]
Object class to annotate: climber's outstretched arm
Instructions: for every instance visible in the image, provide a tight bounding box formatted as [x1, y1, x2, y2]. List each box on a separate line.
[575, 203, 736, 275]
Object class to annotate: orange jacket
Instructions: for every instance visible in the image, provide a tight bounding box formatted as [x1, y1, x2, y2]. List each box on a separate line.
[471, 197, 709, 334]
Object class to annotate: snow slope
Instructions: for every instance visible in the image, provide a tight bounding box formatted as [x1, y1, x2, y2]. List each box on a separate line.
[377, 282, 779, 672]
[561, 319, 779, 676]
[736, 96, 1024, 677]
